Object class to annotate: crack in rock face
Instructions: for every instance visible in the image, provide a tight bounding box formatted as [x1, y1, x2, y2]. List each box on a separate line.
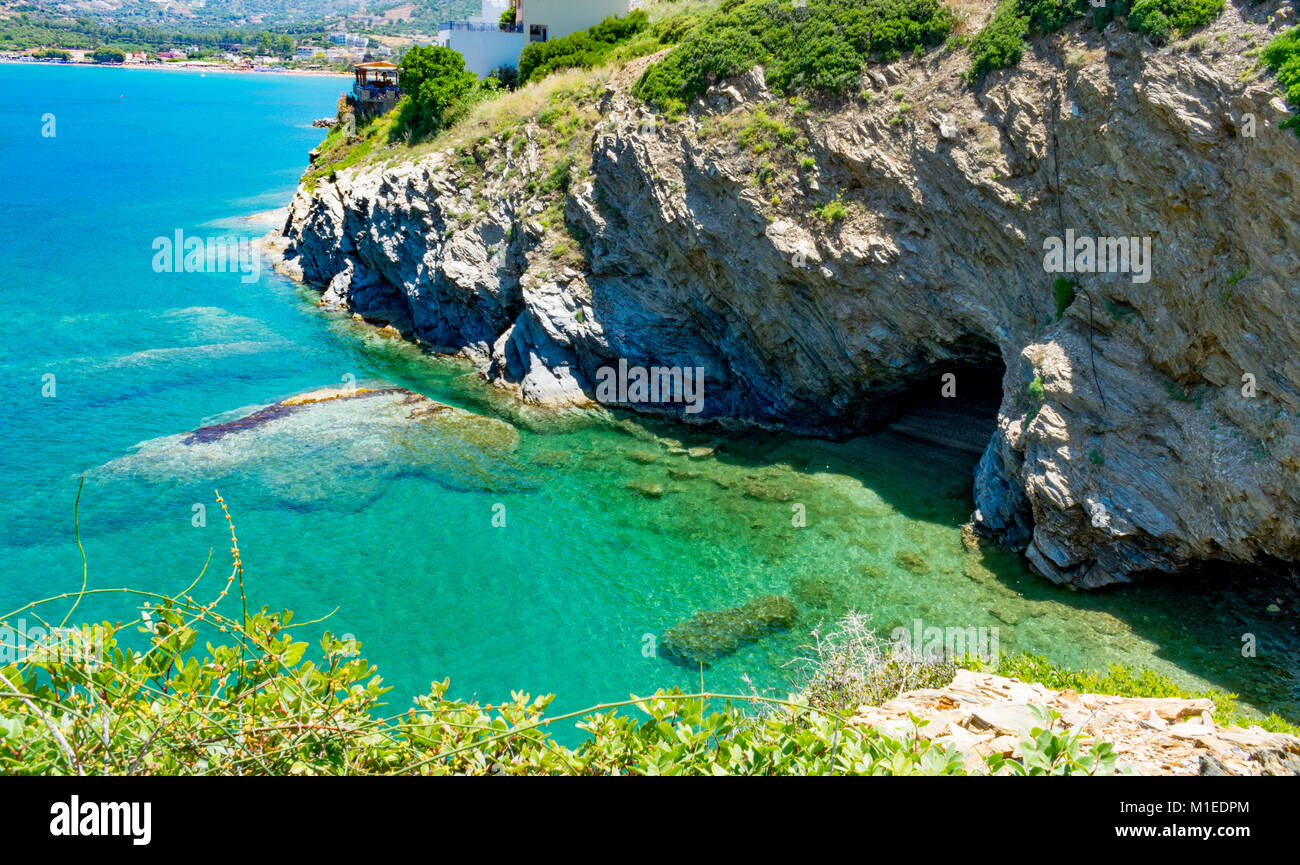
[273, 26, 1300, 589]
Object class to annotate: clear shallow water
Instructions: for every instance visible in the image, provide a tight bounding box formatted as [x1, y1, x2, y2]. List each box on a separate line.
[2, 63, 1296, 727]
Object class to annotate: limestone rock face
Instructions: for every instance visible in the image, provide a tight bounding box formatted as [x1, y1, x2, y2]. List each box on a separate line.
[275, 20, 1300, 588]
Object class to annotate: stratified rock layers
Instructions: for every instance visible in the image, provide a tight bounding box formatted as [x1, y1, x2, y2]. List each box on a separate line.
[276, 26, 1300, 588]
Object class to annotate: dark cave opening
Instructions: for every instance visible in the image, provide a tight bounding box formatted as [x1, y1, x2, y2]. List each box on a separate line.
[877, 341, 1007, 469]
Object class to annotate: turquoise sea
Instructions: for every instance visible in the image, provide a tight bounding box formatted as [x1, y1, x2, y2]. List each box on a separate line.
[1, 62, 1296, 725]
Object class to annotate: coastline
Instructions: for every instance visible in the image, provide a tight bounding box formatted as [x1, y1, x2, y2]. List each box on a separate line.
[0, 57, 350, 77]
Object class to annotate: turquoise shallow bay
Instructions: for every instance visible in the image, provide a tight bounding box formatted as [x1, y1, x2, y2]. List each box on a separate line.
[1, 63, 1296, 726]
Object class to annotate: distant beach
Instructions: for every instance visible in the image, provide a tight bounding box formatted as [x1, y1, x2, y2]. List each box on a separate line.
[0, 57, 349, 77]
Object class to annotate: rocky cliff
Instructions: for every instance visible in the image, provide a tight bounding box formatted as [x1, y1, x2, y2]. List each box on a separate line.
[272, 10, 1300, 589]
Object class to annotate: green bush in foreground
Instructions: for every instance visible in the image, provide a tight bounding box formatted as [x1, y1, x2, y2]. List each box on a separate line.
[0, 598, 1121, 775]
[9, 496, 1285, 775]
[1263, 26, 1300, 136]
[0, 493, 1120, 776]
[634, 0, 954, 114]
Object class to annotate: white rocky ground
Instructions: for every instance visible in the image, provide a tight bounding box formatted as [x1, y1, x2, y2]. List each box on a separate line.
[851, 669, 1300, 774]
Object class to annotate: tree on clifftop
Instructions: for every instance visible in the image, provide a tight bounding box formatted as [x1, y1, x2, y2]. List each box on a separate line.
[397, 46, 479, 138]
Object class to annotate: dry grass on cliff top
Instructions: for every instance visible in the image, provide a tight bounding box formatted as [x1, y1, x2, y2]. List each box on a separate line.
[444, 67, 612, 153]
[359, 65, 612, 176]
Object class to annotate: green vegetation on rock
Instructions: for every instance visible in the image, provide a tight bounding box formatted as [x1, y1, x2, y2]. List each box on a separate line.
[518, 10, 650, 84]
[964, 0, 1029, 82]
[634, 0, 955, 114]
[1263, 25, 1300, 136]
[965, 0, 1225, 80]
[1127, 0, 1224, 41]
[1053, 277, 1077, 320]
[1028, 374, 1046, 403]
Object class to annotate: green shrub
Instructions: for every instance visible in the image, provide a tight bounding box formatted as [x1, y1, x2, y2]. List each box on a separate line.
[397, 46, 481, 138]
[986, 706, 1120, 775]
[540, 153, 575, 194]
[1053, 277, 1077, 320]
[1020, 0, 1089, 32]
[518, 10, 649, 83]
[965, 0, 1224, 80]
[964, 1, 1029, 81]
[634, 0, 954, 111]
[1263, 25, 1300, 136]
[1129, 0, 1223, 39]
[816, 197, 848, 221]
[488, 63, 519, 90]
[738, 108, 801, 152]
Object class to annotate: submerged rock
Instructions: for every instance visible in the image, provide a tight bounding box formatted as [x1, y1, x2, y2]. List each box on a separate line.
[743, 481, 798, 503]
[896, 550, 930, 575]
[660, 595, 799, 667]
[94, 385, 526, 510]
[791, 576, 836, 608]
[529, 448, 572, 466]
[625, 478, 665, 498]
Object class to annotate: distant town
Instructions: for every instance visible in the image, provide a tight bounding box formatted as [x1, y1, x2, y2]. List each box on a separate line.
[0, 0, 502, 73]
[1, 36, 396, 74]
[1, 26, 418, 74]
[1, 1, 648, 76]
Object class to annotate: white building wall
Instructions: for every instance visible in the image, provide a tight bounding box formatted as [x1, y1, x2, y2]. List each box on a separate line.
[470, 0, 512, 23]
[519, 0, 631, 42]
[447, 29, 527, 76]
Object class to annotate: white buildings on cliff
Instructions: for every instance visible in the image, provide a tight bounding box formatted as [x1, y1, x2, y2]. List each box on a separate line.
[441, 0, 633, 77]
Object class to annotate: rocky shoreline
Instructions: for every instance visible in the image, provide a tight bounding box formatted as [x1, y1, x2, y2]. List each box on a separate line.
[268, 11, 1300, 590]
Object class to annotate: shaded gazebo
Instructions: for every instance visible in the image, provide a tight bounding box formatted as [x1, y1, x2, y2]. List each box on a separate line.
[352, 61, 400, 108]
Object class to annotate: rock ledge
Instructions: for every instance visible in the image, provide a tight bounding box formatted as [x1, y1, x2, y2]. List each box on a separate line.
[850, 670, 1300, 775]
